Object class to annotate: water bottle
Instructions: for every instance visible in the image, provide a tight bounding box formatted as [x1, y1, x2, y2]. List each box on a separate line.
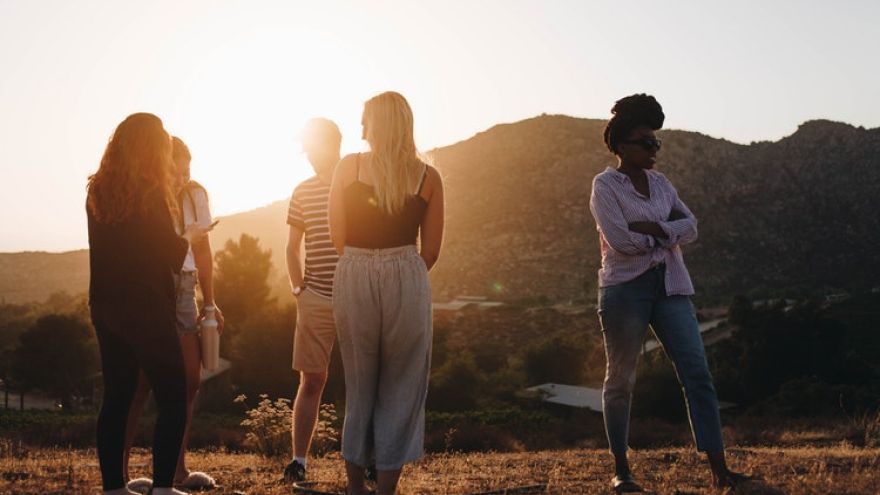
[200, 305, 220, 372]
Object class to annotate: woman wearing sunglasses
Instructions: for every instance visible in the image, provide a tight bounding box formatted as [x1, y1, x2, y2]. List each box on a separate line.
[589, 94, 745, 493]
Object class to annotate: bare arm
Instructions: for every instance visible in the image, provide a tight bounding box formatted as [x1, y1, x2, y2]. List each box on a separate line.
[329, 154, 357, 255]
[286, 225, 305, 291]
[419, 166, 445, 271]
[193, 236, 224, 332]
[190, 188, 223, 331]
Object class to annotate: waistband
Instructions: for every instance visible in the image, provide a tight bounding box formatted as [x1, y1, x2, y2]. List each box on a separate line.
[341, 244, 418, 260]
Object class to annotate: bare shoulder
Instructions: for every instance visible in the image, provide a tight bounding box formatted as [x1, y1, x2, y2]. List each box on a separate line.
[424, 164, 443, 186]
[338, 153, 360, 170]
[416, 164, 442, 203]
[334, 153, 361, 185]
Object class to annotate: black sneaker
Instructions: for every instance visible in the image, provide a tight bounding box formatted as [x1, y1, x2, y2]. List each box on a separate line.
[283, 459, 306, 483]
[365, 464, 377, 482]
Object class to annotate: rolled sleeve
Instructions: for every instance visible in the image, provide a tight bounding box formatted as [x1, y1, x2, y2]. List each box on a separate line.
[658, 185, 698, 247]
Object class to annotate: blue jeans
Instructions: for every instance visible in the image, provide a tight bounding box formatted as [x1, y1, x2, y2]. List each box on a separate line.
[597, 264, 724, 454]
[172, 270, 199, 335]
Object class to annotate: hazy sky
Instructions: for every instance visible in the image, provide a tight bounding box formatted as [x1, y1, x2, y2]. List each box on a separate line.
[1, 0, 878, 252]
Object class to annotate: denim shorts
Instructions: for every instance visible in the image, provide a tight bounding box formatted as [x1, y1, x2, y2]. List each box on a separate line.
[173, 270, 199, 335]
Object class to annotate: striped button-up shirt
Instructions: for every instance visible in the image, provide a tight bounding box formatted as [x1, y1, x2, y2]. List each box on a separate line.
[589, 167, 698, 295]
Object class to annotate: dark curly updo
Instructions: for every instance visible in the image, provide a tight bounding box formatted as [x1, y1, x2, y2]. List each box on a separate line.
[603, 94, 665, 155]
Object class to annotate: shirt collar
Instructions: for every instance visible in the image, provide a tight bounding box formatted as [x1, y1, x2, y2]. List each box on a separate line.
[606, 166, 630, 183]
[606, 166, 657, 185]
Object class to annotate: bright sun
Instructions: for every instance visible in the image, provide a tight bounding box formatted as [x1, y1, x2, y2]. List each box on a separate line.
[156, 27, 380, 216]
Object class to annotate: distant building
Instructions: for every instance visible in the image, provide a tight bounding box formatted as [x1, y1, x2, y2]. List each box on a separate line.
[823, 292, 850, 304]
[524, 382, 736, 412]
[524, 383, 603, 412]
[433, 295, 504, 311]
[642, 317, 728, 353]
[199, 357, 232, 382]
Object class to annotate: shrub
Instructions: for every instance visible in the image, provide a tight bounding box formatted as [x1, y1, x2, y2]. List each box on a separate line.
[235, 394, 290, 457]
[428, 352, 481, 412]
[235, 394, 338, 458]
[523, 335, 587, 385]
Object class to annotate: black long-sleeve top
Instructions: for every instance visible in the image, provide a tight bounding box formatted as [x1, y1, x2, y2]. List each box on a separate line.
[87, 191, 189, 310]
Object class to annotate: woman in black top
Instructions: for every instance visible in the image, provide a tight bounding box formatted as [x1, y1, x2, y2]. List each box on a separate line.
[329, 91, 445, 495]
[87, 113, 210, 495]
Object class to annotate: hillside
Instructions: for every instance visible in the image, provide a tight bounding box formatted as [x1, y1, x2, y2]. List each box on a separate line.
[429, 116, 880, 303]
[0, 250, 89, 304]
[1, 116, 877, 305]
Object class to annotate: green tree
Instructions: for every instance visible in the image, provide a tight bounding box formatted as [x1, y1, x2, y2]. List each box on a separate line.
[429, 352, 482, 411]
[523, 335, 587, 385]
[230, 304, 296, 399]
[215, 234, 276, 327]
[0, 347, 14, 409]
[213, 234, 298, 401]
[727, 294, 753, 326]
[11, 314, 98, 410]
[0, 301, 40, 351]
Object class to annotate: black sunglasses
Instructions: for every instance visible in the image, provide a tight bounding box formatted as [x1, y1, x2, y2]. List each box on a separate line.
[622, 137, 662, 151]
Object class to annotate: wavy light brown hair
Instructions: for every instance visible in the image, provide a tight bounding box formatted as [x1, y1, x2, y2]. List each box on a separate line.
[362, 91, 422, 215]
[87, 113, 178, 224]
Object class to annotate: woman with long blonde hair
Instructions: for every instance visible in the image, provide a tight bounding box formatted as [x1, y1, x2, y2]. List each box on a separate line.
[329, 92, 445, 495]
[87, 113, 210, 495]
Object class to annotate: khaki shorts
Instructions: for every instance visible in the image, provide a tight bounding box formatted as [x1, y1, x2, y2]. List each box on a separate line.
[292, 288, 336, 372]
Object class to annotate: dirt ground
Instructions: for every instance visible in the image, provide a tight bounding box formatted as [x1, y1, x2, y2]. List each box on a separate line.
[1, 445, 878, 494]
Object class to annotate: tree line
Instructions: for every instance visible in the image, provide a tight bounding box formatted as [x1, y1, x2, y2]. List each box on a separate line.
[2, 234, 877, 433]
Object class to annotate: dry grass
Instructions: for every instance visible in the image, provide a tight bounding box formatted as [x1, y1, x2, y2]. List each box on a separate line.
[1, 445, 878, 495]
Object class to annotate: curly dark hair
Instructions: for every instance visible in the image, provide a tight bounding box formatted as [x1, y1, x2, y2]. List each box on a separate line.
[602, 94, 665, 154]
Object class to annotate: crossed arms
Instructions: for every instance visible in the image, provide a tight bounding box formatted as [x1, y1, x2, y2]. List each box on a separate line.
[589, 179, 698, 255]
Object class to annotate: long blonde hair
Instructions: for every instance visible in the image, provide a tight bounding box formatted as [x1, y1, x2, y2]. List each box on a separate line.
[87, 113, 178, 224]
[362, 91, 422, 215]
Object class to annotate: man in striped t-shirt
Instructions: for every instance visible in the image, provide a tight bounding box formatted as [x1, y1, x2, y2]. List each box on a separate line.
[283, 118, 341, 483]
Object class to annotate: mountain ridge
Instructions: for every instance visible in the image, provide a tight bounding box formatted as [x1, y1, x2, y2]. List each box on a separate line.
[2, 115, 877, 305]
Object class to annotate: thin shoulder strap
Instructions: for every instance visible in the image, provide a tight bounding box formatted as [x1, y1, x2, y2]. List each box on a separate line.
[184, 186, 198, 223]
[416, 163, 428, 195]
[177, 182, 198, 225]
[355, 153, 361, 181]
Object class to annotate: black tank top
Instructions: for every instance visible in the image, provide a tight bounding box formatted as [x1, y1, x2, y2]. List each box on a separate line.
[344, 154, 428, 249]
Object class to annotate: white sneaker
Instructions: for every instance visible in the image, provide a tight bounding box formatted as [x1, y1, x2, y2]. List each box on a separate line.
[126, 478, 153, 495]
[149, 488, 190, 495]
[176, 471, 216, 490]
[103, 488, 139, 495]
